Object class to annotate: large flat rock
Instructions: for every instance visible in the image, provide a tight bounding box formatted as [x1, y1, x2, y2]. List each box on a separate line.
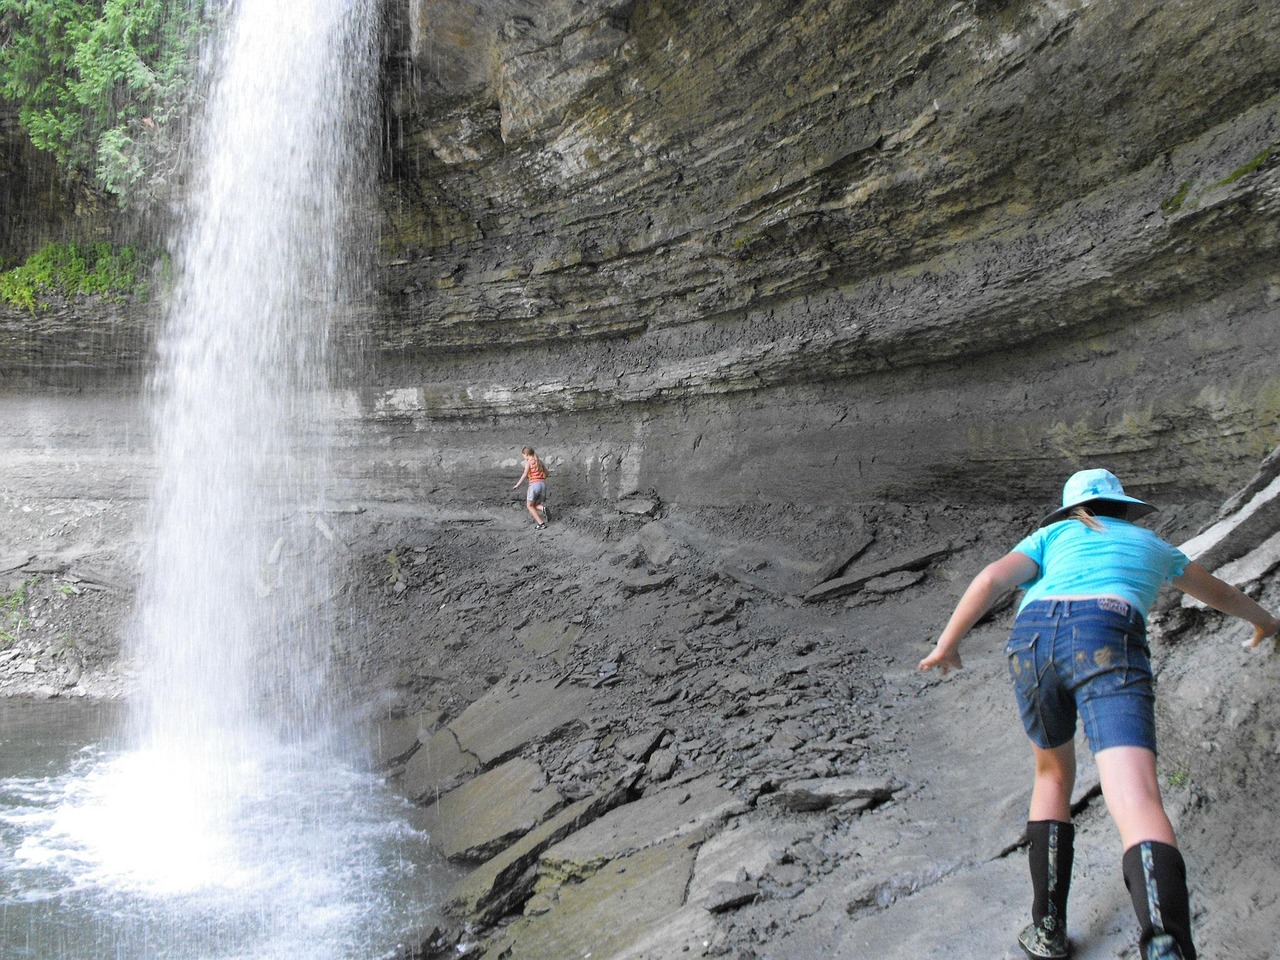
[481, 835, 712, 960]
[804, 542, 954, 604]
[373, 708, 443, 768]
[398, 727, 479, 802]
[539, 774, 748, 881]
[450, 678, 597, 765]
[446, 773, 635, 925]
[685, 816, 815, 909]
[486, 785, 795, 960]
[421, 757, 563, 862]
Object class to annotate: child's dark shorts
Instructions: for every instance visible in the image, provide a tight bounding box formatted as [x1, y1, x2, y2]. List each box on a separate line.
[1006, 598, 1156, 754]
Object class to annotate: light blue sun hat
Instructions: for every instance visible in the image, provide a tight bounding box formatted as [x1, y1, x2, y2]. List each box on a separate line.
[1039, 468, 1157, 527]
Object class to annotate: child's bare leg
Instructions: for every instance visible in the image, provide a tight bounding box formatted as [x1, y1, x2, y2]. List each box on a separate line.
[526, 500, 543, 524]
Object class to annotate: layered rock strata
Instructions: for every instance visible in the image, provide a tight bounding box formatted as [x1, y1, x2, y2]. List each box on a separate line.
[329, 0, 1280, 521]
[4, 1, 1279, 513]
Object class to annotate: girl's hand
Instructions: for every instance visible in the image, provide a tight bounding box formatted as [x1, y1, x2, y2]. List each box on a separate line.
[1246, 615, 1280, 649]
[918, 644, 962, 676]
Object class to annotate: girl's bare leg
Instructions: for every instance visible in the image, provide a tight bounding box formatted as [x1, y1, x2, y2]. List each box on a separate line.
[1029, 740, 1077, 822]
[1094, 746, 1176, 848]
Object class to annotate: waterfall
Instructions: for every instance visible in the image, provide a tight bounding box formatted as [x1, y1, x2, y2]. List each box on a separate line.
[0, 4, 449, 958]
[116, 0, 383, 893]
[133, 0, 376, 759]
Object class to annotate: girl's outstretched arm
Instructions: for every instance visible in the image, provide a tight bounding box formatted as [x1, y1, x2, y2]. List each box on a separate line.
[512, 463, 529, 489]
[919, 551, 1039, 675]
[1172, 561, 1280, 647]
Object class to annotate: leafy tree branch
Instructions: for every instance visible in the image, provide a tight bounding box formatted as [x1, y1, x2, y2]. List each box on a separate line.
[0, 0, 211, 206]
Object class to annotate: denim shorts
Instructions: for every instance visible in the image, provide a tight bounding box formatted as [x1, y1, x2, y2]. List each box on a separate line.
[1006, 598, 1157, 753]
[527, 480, 546, 504]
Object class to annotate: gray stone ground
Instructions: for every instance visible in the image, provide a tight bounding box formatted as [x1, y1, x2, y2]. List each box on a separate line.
[3, 402, 1279, 959]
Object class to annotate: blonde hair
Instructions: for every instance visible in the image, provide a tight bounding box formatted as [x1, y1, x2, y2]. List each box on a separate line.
[522, 446, 546, 473]
[1070, 506, 1106, 531]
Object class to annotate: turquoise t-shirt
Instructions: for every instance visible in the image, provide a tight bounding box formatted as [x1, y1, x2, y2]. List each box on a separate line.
[1012, 517, 1190, 619]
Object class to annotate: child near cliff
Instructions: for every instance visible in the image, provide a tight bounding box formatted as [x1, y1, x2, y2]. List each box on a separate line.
[512, 446, 550, 529]
[919, 468, 1280, 960]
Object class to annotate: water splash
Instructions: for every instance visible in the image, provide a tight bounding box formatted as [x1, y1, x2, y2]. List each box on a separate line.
[0, 4, 448, 957]
[133, 0, 377, 763]
[2, 733, 442, 960]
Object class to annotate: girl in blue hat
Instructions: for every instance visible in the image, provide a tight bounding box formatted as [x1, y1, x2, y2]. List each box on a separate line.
[919, 468, 1280, 960]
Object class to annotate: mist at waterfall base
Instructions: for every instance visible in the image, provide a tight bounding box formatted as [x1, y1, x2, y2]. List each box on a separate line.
[0, 701, 448, 959]
[0, 4, 452, 958]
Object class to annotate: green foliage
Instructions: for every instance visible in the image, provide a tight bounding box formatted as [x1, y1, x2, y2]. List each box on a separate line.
[0, 579, 31, 648]
[1160, 180, 1193, 216]
[1216, 147, 1276, 188]
[0, 241, 142, 310]
[0, 0, 210, 205]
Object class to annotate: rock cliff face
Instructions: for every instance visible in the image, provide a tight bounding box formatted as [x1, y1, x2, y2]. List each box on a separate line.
[361, 0, 1280, 516]
[3, 0, 1278, 515]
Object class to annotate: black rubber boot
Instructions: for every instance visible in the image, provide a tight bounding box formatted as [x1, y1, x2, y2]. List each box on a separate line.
[1122, 841, 1197, 960]
[1018, 820, 1074, 959]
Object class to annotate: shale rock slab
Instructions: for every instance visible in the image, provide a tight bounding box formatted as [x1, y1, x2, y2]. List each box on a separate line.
[420, 757, 562, 863]
[538, 774, 748, 878]
[450, 678, 596, 766]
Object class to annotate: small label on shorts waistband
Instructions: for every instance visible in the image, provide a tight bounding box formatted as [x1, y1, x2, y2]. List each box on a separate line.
[1096, 597, 1131, 616]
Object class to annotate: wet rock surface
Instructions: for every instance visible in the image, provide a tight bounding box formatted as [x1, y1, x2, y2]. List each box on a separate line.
[3, 439, 1280, 959]
[373, 492, 1280, 960]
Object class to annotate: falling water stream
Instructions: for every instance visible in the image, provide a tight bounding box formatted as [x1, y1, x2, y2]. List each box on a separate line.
[0, 3, 450, 957]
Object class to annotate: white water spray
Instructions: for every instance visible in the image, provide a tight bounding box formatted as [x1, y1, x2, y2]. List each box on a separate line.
[0, 4, 448, 958]
[122, 0, 381, 888]
[135, 0, 376, 757]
